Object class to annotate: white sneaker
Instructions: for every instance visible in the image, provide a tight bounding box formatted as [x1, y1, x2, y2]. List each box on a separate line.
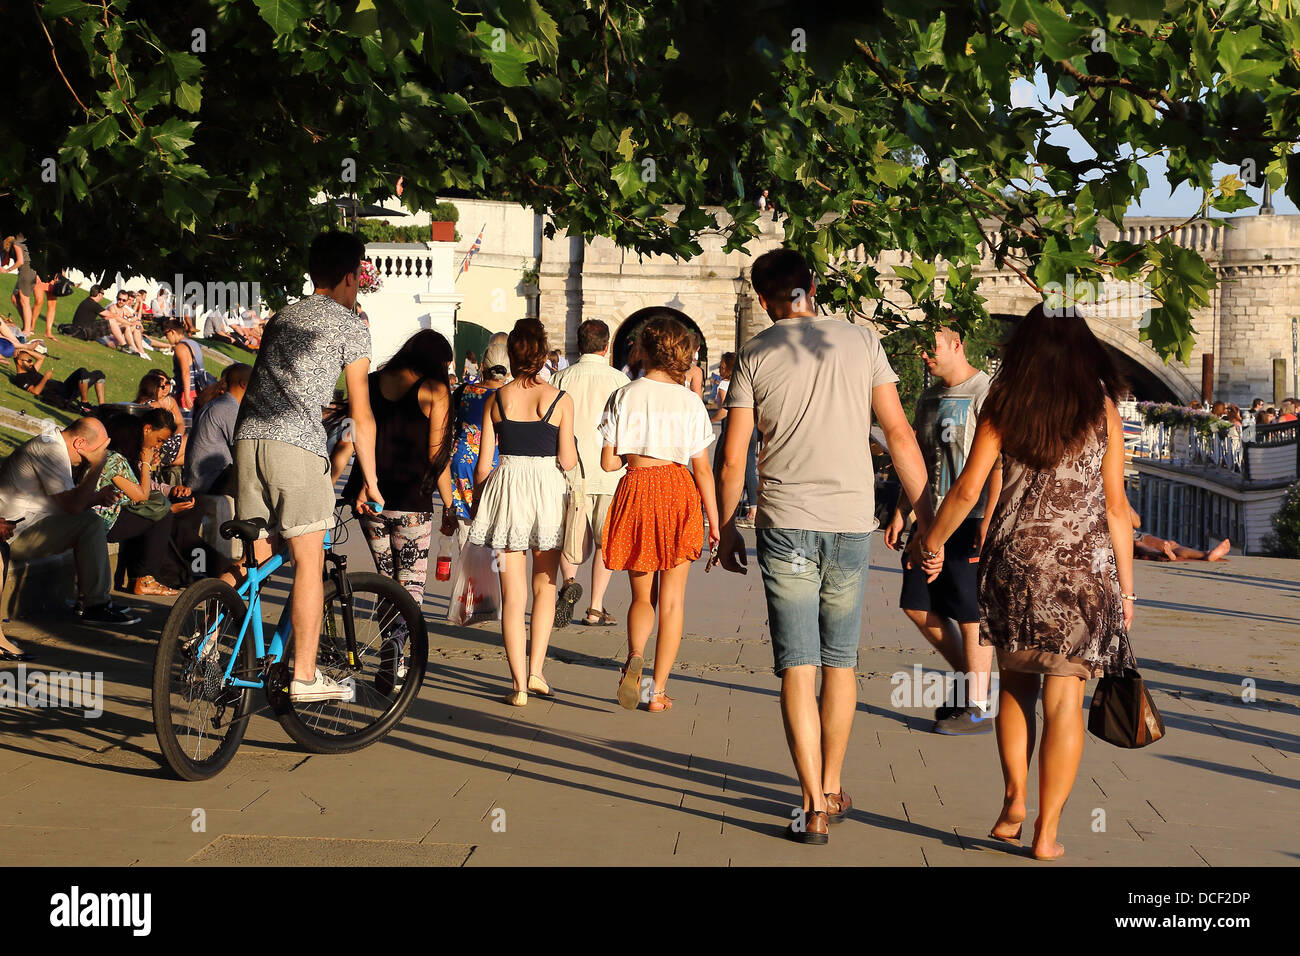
[290, 669, 353, 703]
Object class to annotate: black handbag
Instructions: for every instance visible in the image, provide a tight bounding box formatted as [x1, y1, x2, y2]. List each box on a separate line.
[1088, 658, 1166, 749]
[48, 273, 74, 297]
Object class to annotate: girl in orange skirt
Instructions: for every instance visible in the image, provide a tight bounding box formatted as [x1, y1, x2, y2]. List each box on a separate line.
[599, 312, 719, 712]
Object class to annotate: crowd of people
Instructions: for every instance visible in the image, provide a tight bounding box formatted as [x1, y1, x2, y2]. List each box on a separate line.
[1180, 396, 1298, 428]
[2, 233, 1166, 859]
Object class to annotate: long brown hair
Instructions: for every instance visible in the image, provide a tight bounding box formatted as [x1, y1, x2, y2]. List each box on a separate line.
[507, 318, 548, 382]
[982, 305, 1125, 470]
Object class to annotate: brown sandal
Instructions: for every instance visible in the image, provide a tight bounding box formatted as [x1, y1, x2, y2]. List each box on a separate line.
[130, 575, 179, 596]
[648, 691, 674, 712]
[581, 607, 617, 626]
[617, 655, 643, 710]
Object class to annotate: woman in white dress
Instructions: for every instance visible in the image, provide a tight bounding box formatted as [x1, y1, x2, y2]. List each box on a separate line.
[469, 318, 577, 705]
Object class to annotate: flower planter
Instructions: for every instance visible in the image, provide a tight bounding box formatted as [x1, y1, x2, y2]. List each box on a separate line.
[430, 221, 455, 242]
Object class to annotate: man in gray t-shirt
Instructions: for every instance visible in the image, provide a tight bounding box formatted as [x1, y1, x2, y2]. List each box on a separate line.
[186, 363, 251, 494]
[884, 325, 1002, 735]
[716, 248, 937, 847]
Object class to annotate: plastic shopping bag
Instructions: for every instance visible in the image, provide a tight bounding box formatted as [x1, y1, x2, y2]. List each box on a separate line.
[447, 542, 501, 626]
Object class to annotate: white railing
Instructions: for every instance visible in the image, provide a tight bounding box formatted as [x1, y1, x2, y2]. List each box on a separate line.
[1129, 419, 1243, 474]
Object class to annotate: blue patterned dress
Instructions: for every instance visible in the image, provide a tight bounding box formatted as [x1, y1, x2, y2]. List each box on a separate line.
[449, 383, 500, 520]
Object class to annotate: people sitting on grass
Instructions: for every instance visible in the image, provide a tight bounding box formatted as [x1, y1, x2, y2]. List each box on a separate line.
[1129, 504, 1230, 562]
[201, 306, 238, 345]
[12, 352, 106, 411]
[230, 308, 265, 350]
[104, 289, 155, 355]
[0, 417, 141, 626]
[65, 284, 115, 343]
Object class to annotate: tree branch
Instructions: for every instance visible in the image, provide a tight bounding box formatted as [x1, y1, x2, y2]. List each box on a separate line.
[32, 1, 89, 114]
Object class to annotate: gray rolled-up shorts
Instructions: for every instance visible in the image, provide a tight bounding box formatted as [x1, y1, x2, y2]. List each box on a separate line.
[234, 439, 334, 539]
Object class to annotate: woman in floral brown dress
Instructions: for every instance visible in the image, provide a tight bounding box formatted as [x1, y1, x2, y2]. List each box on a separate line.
[918, 305, 1135, 861]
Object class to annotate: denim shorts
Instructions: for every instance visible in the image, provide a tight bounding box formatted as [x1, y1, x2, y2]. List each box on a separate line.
[755, 528, 873, 674]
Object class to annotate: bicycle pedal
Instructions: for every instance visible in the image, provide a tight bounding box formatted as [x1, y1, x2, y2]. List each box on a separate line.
[264, 661, 291, 712]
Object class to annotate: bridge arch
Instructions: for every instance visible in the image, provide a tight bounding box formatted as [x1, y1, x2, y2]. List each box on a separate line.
[1085, 319, 1195, 402]
[611, 305, 708, 373]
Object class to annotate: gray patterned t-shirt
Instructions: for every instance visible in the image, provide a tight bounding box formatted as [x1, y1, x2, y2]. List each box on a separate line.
[234, 294, 371, 458]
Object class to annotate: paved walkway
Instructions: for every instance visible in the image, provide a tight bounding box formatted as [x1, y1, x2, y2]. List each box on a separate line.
[1, 529, 1297, 866]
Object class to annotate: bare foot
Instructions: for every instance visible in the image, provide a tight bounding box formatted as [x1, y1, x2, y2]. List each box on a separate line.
[1031, 821, 1065, 860]
[1207, 538, 1231, 561]
[990, 797, 1026, 843]
[1031, 840, 1065, 861]
[1161, 539, 1178, 561]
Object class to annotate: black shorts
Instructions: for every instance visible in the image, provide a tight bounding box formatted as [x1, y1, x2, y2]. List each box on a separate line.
[899, 517, 982, 623]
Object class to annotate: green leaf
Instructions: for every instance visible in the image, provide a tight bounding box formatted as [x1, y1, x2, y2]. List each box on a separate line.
[615, 128, 635, 161]
[874, 159, 906, 189]
[174, 82, 202, 113]
[485, 47, 533, 87]
[1192, 7, 1215, 81]
[166, 51, 203, 83]
[252, 0, 308, 36]
[151, 117, 198, 155]
[1110, 0, 1163, 33]
[440, 92, 470, 114]
[89, 115, 121, 148]
[40, 0, 93, 20]
[611, 161, 642, 198]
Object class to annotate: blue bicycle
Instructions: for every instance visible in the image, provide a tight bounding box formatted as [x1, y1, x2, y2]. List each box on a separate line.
[151, 502, 427, 781]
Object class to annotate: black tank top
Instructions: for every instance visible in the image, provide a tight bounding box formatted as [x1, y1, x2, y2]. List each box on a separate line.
[496, 391, 563, 457]
[365, 375, 432, 512]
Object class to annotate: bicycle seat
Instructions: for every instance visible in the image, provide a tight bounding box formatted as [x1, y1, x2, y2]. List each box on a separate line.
[219, 517, 269, 541]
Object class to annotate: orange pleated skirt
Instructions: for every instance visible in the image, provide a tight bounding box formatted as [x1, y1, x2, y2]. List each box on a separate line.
[602, 463, 703, 572]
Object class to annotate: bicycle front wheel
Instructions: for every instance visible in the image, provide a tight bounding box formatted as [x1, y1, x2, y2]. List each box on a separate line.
[273, 572, 428, 754]
[152, 578, 257, 780]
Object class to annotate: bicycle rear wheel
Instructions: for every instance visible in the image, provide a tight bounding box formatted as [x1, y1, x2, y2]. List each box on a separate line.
[152, 579, 257, 780]
[272, 572, 428, 754]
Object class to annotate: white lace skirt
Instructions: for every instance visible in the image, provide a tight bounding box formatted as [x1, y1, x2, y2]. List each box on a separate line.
[467, 455, 567, 552]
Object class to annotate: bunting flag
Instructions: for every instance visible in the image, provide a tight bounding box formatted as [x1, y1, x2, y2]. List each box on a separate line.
[456, 223, 486, 281]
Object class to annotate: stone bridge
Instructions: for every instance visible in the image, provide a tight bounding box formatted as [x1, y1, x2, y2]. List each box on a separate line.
[537, 211, 1300, 405]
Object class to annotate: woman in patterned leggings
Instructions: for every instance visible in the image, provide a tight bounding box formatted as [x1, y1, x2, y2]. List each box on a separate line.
[343, 329, 455, 607]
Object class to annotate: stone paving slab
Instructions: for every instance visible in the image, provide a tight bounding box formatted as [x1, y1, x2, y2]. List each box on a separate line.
[1, 531, 1297, 866]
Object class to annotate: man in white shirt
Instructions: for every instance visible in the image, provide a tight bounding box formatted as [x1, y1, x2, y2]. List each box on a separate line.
[152, 288, 173, 319]
[551, 320, 630, 627]
[0, 419, 141, 626]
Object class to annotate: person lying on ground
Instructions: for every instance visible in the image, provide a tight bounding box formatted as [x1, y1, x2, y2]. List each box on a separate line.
[12, 352, 106, 410]
[1128, 504, 1230, 561]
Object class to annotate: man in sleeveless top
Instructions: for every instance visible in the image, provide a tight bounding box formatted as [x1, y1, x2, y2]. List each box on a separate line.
[716, 248, 938, 846]
[234, 231, 383, 704]
[884, 325, 1000, 735]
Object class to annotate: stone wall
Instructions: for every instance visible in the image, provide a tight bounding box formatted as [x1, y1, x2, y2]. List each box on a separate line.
[510, 200, 1300, 400]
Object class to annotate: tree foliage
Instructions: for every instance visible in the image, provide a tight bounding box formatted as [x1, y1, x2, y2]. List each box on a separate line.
[5, 0, 1299, 359]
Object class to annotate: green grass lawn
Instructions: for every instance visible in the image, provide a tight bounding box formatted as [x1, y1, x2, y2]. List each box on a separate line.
[0, 274, 256, 455]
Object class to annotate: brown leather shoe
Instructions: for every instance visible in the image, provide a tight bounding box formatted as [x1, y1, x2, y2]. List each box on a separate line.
[825, 789, 853, 824]
[786, 809, 830, 845]
[130, 575, 179, 596]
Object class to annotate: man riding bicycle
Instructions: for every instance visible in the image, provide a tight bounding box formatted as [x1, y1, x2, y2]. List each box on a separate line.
[233, 231, 383, 703]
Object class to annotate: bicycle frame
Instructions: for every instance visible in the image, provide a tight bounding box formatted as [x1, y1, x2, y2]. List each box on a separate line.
[200, 530, 341, 692]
